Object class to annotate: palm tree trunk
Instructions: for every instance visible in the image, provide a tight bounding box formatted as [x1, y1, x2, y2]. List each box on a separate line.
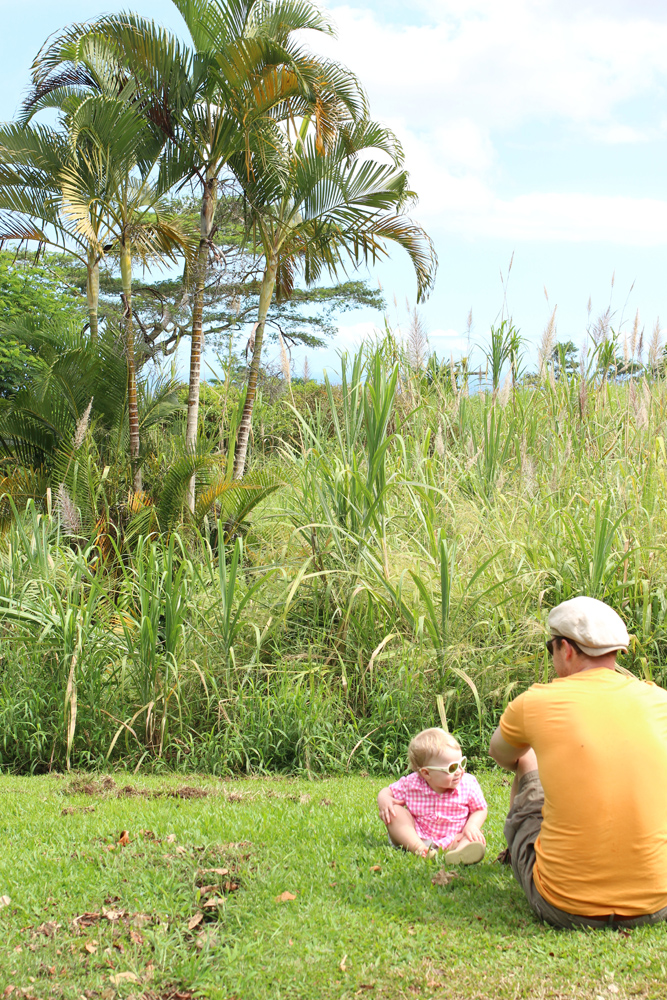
[185, 173, 217, 512]
[233, 257, 277, 480]
[87, 248, 99, 344]
[120, 242, 141, 493]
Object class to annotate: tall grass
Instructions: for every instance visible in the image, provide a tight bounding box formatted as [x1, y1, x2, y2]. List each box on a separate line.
[1, 330, 667, 774]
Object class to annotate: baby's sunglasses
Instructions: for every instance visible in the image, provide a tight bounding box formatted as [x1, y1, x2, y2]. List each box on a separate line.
[424, 757, 467, 775]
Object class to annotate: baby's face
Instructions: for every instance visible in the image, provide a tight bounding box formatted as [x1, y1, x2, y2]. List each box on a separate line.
[419, 746, 465, 793]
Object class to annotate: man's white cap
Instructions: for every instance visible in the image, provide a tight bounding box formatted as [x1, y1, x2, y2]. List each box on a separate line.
[547, 596, 629, 657]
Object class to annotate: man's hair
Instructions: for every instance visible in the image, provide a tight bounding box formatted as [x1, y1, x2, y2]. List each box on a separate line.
[408, 728, 461, 771]
[553, 635, 583, 656]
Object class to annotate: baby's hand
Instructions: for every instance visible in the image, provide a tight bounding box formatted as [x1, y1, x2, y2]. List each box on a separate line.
[377, 791, 400, 826]
[462, 821, 486, 845]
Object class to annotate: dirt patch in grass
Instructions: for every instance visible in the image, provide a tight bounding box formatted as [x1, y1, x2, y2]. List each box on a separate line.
[65, 779, 211, 800]
[67, 776, 117, 796]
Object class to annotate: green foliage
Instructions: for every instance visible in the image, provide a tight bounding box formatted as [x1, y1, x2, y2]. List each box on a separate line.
[0, 252, 88, 395]
[0, 327, 666, 775]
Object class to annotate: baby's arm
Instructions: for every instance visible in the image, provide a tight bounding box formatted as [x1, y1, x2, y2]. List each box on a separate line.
[377, 785, 402, 826]
[460, 807, 487, 844]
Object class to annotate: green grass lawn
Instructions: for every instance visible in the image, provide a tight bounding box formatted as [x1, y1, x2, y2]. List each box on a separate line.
[1, 770, 665, 1000]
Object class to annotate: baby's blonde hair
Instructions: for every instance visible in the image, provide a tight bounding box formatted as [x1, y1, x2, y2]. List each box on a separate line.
[408, 728, 461, 772]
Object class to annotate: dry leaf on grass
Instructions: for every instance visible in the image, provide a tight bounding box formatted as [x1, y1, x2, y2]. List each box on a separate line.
[3, 986, 15, 997]
[431, 869, 462, 887]
[370, 865, 381, 872]
[165, 834, 176, 843]
[187, 913, 203, 931]
[109, 972, 139, 985]
[72, 912, 101, 930]
[276, 891, 297, 903]
[203, 897, 225, 908]
[197, 885, 218, 896]
[35, 922, 60, 937]
[340, 954, 347, 972]
[102, 908, 125, 922]
[129, 929, 144, 945]
[118, 830, 130, 847]
[198, 868, 229, 876]
[84, 942, 97, 954]
[0, 895, 10, 908]
[227, 792, 244, 802]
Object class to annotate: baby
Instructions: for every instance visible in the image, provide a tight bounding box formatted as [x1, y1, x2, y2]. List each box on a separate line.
[377, 728, 488, 863]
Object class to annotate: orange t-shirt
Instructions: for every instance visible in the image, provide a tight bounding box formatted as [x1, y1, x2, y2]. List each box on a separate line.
[500, 667, 667, 917]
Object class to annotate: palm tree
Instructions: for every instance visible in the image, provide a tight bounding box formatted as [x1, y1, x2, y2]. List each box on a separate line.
[0, 122, 111, 342]
[27, 0, 367, 508]
[55, 95, 195, 490]
[229, 118, 438, 479]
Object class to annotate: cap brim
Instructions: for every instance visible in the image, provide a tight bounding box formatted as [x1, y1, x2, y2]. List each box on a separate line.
[577, 643, 628, 657]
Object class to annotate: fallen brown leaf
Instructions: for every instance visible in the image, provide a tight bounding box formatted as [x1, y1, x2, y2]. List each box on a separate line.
[0, 895, 10, 908]
[84, 942, 97, 954]
[102, 909, 125, 922]
[431, 869, 462, 887]
[203, 896, 225, 908]
[109, 972, 139, 985]
[370, 865, 381, 872]
[227, 792, 243, 802]
[35, 922, 60, 938]
[340, 954, 347, 972]
[129, 929, 144, 945]
[187, 913, 203, 931]
[118, 830, 130, 847]
[320, 798, 333, 806]
[62, 807, 75, 815]
[3, 987, 15, 997]
[276, 890, 297, 903]
[223, 881, 240, 893]
[165, 834, 176, 843]
[197, 884, 217, 896]
[72, 912, 101, 930]
[198, 868, 229, 876]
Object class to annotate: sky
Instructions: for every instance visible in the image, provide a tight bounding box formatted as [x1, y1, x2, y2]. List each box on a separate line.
[2, 0, 667, 377]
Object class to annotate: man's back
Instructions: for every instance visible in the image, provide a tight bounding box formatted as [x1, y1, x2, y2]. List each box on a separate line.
[501, 668, 667, 916]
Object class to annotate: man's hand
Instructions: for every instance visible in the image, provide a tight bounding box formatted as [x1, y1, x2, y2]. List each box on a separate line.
[377, 787, 401, 826]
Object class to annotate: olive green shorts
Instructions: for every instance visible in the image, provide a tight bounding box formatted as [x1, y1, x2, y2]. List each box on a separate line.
[504, 770, 667, 930]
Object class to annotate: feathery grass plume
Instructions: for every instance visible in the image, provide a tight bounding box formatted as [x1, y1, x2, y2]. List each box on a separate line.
[434, 422, 445, 458]
[55, 484, 81, 535]
[406, 307, 429, 372]
[73, 398, 93, 451]
[592, 308, 611, 345]
[631, 310, 640, 360]
[623, 335, 629, 369]
[279, 333, 291, 386]
[520, 439, 537, 496]
[637, 380, 649, 429]
[449, 353, 458, 396]
[498, 373, 512, 408]
[629, 377, 637, 417]
[648, 319, 662, 371]
[303, 356, 311, 384]
[538, 307, 557, 380]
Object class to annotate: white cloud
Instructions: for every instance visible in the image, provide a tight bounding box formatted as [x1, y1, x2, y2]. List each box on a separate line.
[307, 1, 667, 244]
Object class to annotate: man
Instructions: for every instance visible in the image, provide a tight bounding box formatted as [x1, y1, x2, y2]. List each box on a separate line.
[489, 595, 667, 929]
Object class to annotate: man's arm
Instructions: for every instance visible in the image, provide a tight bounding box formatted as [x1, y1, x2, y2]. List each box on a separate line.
[489, 726, 531, 771]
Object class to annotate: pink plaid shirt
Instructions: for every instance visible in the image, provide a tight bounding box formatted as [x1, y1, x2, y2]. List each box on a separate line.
[389, 772, 487, 848]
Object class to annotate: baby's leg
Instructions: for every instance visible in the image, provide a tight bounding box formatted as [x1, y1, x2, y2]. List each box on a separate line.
[385, 805, 431, 856]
